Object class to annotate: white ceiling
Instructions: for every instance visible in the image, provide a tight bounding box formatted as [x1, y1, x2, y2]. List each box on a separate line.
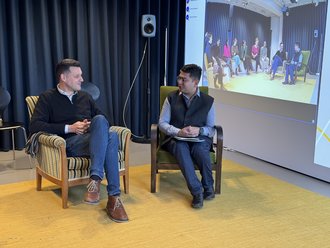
[207, 0, 326, 17]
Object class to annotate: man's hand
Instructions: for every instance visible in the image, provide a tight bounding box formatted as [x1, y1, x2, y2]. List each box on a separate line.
[178, 126, 200, 138]
[68, 119, 91, 135]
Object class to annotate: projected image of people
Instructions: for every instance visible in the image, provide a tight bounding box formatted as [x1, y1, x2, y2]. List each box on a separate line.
[203, 0, 327, 104]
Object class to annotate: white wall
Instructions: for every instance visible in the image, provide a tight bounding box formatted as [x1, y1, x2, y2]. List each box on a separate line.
[270, 15, 283, 57]
[211, 88, 330, 182]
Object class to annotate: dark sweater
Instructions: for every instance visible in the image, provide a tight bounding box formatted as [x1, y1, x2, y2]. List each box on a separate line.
[273, 50, 287, 61]
[29, 88, 105, 139]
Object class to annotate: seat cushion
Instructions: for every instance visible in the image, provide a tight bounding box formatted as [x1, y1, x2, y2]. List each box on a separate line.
[67, 151, 126, 180]
[67, 157, 91, 180]
[157, 148, 216, 165]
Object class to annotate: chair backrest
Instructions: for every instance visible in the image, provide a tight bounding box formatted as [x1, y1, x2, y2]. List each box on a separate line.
[301, 50, 311, 66]
[25, 96, 39, 120]
[0, 87, 11, 119]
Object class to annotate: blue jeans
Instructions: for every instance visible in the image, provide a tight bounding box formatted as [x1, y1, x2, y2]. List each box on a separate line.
[271, 55, 283, 75]
[164, 138, 214, 196]
[66, 115, 120, 196]
[285, 63, 297, 82]
[232, 55, 240, 70]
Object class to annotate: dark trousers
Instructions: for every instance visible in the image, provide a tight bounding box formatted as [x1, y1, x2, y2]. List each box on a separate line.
[285, 63, 298, 83]
[252, 55, 260, 72]
[164, 138, 214, 196]
[214, 57, 224, 88]
[242, 57, 252, 72]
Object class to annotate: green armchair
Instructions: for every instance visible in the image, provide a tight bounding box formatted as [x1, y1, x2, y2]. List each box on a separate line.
[151, 86, 223, 194]
[295, 50, 311, 82]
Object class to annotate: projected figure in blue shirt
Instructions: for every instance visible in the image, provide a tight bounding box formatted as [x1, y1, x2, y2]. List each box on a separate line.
[283, 42, 303, 85]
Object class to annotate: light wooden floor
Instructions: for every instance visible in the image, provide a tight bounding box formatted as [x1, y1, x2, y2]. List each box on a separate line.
[1, 141, 330, 198]
[1, 161, 330, 247]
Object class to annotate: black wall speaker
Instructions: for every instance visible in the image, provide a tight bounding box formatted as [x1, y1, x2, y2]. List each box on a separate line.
[141, 14, 156, 37]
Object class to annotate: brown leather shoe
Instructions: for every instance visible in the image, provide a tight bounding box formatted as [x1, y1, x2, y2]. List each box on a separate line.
[106, 196, 129, 223]
[84, 179, 101, 205]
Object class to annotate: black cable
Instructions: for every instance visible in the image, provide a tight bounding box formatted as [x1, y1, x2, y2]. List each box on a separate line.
[122, 41, 148, 139]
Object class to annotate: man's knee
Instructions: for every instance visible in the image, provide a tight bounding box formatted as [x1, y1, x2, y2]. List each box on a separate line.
[191, 143, 209, 156]
[174, 141, 189, 153]
[165, 140, 189, 158]
[92, 114, 107, 123]
[91, 115, 109, 129]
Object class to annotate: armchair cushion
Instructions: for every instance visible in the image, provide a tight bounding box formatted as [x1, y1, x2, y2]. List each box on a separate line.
[67, 157, 91, 180]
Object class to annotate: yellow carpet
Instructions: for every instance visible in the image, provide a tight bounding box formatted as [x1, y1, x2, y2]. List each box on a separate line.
[1, 161, 330, 248]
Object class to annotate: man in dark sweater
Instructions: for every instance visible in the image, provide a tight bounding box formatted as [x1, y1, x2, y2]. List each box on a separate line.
[159, 64, 215, 209]
[29, 59, 128, 223]
[270, 42, 287, 80]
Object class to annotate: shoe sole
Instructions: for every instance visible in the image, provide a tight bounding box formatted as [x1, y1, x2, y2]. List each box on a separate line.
[204, 196, 215, 201]
[191, 204, 203, 209]
[84, 200, 100, 205]
[105, 209, 129, 223]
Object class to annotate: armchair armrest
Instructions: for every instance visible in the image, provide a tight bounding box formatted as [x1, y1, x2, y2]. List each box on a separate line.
[151, 124, 159, 193]
[38, 134, 66, 148]
[151, 124, 159, 148]
[215, 125, 223, 156]
[110, 126, 131, 153]
[151, 124, 159, 164]
[214, 125, 223, 194]
[110, 126, 131, 172]
[36, 134, 67, 180]
[215, 125, 223, 144]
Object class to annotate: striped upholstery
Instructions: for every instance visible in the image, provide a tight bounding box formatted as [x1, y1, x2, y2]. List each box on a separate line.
[26, 96, 39, 120]
[25, 96, 130, 180]
[67, 157, 90, 181]
[36, 134, 66, 180]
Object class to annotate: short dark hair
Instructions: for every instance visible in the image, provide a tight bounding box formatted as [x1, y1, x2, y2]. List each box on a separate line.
[180, 64, 202, 81]
[55, 59, 80, 83]
[295, 42, 301, 48]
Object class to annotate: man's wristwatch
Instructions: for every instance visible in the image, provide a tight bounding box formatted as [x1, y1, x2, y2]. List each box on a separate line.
[199, 127, 204, 136]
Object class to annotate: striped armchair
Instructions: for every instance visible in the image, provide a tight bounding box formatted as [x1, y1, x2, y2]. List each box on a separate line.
[25, 96, 131, 208]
